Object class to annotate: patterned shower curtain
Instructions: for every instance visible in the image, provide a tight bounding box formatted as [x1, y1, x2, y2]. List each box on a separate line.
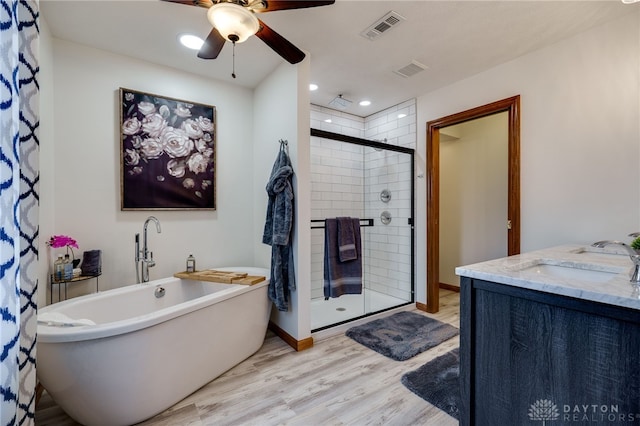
[1, 1, 40, 425]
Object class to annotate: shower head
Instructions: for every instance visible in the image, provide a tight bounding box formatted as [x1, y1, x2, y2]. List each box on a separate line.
[328, 95, 352, 110]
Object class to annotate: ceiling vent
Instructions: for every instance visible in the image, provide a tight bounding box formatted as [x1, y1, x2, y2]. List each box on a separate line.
[360, 11, 406, 41]
[393, 60, 429, 78]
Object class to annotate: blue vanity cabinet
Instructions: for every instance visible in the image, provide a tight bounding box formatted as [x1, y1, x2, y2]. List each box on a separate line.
[459, 276, 640, 425]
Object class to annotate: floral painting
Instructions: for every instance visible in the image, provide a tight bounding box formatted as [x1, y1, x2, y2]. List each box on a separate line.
[120, 88, 216, 210]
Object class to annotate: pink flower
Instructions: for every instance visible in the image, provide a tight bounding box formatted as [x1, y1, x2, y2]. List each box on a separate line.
[47, 235, 79, 249]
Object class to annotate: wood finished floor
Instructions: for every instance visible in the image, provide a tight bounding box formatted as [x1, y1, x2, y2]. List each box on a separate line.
[35, 290, 460, 426]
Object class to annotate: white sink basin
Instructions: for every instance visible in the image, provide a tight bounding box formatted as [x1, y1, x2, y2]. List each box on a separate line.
[512, 260, 624, 283]
[570, 246, 629, 256]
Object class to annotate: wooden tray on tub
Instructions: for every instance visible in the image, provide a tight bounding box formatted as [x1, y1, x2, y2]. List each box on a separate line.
[174, 270, 266, 285]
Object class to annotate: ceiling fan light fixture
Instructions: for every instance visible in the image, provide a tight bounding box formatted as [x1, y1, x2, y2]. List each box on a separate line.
[207, 3, 260, 43]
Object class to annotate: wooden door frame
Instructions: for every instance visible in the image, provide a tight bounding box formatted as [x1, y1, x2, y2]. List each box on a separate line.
[425, 95, 521, 313]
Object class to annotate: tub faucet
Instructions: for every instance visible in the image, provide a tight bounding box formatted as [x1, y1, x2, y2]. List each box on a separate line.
[136, 216, 161, 283]
[591, 240, 640, 284]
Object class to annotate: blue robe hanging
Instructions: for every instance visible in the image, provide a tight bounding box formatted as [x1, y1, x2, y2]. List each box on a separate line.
[262, 144, 295, 311]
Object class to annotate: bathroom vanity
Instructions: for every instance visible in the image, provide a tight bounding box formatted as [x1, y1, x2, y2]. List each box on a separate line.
[455, 245, 640, 425]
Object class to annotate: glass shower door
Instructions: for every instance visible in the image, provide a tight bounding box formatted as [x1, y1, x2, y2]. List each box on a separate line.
[310, 130, 414, 331]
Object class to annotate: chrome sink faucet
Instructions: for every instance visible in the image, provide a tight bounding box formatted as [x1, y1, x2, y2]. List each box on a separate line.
[591, 240, 640, 284]
[135, 216, 162, 283]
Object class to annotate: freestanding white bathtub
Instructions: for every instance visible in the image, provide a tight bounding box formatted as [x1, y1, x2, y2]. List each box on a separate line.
[37, 267, 272, 426]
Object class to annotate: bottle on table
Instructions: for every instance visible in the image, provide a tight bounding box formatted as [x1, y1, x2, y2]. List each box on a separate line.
[63, 254, 73, 280]
[54, 255, 64, 281]
[186, 254, 196, 273]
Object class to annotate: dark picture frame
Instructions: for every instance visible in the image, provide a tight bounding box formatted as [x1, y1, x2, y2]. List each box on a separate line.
[120, 87, 216, 210]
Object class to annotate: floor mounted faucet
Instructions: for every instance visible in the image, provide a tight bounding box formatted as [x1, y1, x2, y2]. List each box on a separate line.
[136, 216, 162, 283]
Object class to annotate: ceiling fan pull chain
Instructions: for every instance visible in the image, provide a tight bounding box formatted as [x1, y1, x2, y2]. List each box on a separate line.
[231, 41, 237, 79]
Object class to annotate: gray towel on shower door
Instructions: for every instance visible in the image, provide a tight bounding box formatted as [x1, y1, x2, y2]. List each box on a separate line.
[337, 217, 358, 262]
[324, 218, 362, 299]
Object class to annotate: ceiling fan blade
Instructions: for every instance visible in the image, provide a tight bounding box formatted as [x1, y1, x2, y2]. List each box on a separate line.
[251, 0, 334, 13]
[160, 0, 214, 8]
[255, 19, 305, 64]
[198, 28, 226, 59]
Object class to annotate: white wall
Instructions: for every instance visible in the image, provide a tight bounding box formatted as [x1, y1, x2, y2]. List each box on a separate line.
[417, 11, 640, 304]
[254, 61, 311, 340]
[38, 18, 55, 307]
[310, 104, 365, 138]
[439, 112, 508, 287]
[364, 99, 416, 149]
[42, 38, 257, 304]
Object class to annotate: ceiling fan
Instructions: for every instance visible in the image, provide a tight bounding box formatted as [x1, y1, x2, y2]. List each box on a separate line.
[163, 0, 335, 65]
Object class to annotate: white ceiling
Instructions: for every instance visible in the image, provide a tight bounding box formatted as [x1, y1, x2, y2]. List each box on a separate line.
[41, 0, 635, 117]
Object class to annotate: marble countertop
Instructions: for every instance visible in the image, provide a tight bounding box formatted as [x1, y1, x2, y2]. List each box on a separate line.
[455, 244, 640, 310]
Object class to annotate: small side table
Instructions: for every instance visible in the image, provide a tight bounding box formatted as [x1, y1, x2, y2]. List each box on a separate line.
[49, 273, 101, 304]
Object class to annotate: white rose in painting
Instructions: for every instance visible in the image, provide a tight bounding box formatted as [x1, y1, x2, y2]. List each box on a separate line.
[183, 178, 195, 189]
[200, 146, 213, 158]
[195, 139, 208, 153]
[124, 149, 140, 166]
[130, 166, 143, 175]
[159, 104, 170, 119]
[142, 113, 167, 138]
[131, 135, 142, 149]
[167, 159, 186, 178]
[174, 103, 192, 118]
[196, 116, 213, 133]
[181, 119, 204, 140]
[138, 101, 156, 116]
[161, 127, 193, 158]
[125, 92, 134, 102]
[195, 139, 213, 157]
[122, 117, 141, 135]
[187, 152, 209, 175]
[140, 137, 164, 159]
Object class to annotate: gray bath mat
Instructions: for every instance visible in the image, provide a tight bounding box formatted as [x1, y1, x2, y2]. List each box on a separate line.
[401, 348, 460, 420]
[345, 311, 459, 361]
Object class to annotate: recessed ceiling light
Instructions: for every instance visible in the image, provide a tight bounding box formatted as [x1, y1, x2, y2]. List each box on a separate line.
[397, 113, 407, 118]
[309, 83, 318, 91]
[324, 119, 332, 123]
[179, 34, 204, 50]
[359, 100, 371, 107]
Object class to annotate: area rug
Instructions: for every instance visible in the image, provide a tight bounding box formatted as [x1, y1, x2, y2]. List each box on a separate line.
[401, 348, 460, 420]
[345, 311, 459, 361]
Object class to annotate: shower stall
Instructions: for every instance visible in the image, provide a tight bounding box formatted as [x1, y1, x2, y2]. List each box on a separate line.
[310, 128, 415, 331]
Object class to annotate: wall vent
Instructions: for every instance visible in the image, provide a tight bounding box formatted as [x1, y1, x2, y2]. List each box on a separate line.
[393, 60, 428, 78]
[360, 11, 406, 41]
